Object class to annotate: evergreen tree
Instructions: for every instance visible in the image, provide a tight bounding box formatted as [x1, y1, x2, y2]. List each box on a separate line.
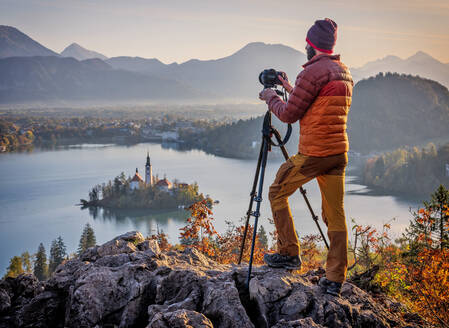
[49, 236, 67, 274]
[403, 185, 449, 262]
[258, 225, 269, 250]
[77, 223, 97, 255]
[34, 243, 48, 281]
[426, 184, 449, 250]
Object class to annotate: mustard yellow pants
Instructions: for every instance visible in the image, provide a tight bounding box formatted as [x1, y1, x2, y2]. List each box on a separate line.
[268, 152, 348, 283]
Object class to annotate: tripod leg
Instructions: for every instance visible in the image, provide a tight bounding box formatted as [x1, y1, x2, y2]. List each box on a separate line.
[246, 136, 270, 289]
[238, 138, 265, 264]
[272, 130, 329, 250]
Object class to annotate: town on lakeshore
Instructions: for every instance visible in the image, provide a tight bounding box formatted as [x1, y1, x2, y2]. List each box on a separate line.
[80, 152, 208, 210]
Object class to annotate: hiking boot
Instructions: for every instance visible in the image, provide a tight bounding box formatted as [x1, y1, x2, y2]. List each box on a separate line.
[319, 277, 342, 297]
[263, 253, 301, 270]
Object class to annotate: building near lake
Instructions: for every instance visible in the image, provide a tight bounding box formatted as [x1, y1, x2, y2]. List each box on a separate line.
[129, 152, 183, 192]
[130, 152, 154, 190]
[130, 168, 144, 190]
[156, 178, 173, 192]
[145, 152, 153, 186]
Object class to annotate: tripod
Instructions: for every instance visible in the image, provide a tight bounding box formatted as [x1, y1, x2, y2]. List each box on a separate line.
[238, 109, 329, 289]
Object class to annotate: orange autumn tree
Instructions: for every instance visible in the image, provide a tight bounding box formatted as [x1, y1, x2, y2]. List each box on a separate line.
[215, 220, 267, 265]
[298, 234, 325, 273]
[148, 228, 171, 251]
[350, 185, 449, 327]
[180, 200, 219, 257]
[399, 205, 449, 327]
[179, 202, 271, 265]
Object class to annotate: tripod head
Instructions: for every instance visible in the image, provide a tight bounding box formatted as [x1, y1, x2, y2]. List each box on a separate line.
[262, 110, 292, 150]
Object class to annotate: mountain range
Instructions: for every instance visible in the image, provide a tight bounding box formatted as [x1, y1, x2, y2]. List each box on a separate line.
[0, 25, 448, 104]
[351, 52, 449, 89]
[187, 74, 449, 156]
[0, 56, 200, 102]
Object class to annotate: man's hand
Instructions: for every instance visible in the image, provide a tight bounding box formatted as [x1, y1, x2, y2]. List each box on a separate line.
[259, 88, 277, 104]
[278, 73, 293, 93]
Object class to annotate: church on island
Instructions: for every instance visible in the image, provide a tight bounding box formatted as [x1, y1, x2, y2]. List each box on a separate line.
[129, 152, 177, 191]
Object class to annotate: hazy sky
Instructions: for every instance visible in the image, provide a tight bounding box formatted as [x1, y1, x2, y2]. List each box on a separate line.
[1, 0, 448, 67]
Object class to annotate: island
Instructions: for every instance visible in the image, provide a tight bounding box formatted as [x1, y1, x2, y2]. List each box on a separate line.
[80, 152, 209, 210]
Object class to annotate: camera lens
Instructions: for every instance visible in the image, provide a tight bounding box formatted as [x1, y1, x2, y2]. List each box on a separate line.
[259, 69, 282, 88]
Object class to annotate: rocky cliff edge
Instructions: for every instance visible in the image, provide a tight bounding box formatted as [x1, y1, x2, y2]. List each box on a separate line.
[0, 231, 420, 328]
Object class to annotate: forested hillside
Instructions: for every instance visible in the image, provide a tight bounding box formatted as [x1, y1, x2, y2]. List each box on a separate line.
[180, 114, 300, 159]
[363, 142, 449, 196]
[183, 74, 449, 158]
[347, 73, 449, 152]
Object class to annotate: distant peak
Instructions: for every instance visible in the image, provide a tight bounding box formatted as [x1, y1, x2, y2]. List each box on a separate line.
[235, 41, 302, 55]
[241, 41, 293, 49]
[407, 51, 435, 61]
[61, 42, 108, 60]
[0, 25, 59, 58]
[243, 42, 267, 48]
[64, 43, 83, 51]
[381, 55, 401, 61]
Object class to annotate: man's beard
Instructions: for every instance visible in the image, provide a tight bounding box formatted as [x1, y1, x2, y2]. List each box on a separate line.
[307, 46, 316, 61]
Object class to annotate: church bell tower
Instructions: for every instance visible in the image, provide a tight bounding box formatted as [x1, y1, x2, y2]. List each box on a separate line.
[145, 151, 153, 186]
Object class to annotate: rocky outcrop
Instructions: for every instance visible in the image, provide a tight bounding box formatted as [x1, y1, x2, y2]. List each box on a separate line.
[0, 231, 420, 328]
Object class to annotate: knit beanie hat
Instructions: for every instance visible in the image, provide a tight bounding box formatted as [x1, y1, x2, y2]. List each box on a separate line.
[306, 18, 338, 54]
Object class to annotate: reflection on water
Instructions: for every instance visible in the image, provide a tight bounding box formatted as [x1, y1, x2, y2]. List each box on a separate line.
[82, 207, 189, 236]
[85, 206, 189, 236]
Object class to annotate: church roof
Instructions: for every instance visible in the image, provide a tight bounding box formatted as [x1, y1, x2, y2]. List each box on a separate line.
[156, 178, 172, 187]
[131, 168, 144, 182]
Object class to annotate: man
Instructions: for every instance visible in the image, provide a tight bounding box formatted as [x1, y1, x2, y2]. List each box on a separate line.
[259, 18, 353, 297]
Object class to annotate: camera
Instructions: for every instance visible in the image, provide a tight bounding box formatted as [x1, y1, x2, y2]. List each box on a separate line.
[259, 69, 285, 88]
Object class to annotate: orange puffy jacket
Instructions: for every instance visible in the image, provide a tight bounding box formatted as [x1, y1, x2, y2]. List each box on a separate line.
[267, 54, 353, 157]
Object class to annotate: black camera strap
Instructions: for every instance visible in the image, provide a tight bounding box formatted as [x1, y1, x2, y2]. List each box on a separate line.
[263, 87, 292, 147]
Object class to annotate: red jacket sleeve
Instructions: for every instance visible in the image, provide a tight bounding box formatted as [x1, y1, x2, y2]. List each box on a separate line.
[267, 68, 318, 123]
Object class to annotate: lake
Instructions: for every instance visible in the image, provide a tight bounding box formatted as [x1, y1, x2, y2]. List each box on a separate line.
[0, 142, 422, 274]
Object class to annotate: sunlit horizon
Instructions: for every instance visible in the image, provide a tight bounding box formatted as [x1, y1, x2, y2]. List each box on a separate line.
[1, 0, 448, 67]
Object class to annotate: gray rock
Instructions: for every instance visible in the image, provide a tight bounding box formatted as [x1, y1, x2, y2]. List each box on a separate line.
[0, 231, 422, 328]
[272, 317, 325, 328]
[18, 290, 65, 328]
[0, 274, 42, 327]
[64, 261, 156, 327]
[244, 266, 400, 328]
[96, 231, 144, 257]
[273, 318, 324, 328]
[201, 275, 254, 328]
[147, 309, 213, 328]
[0, 288, 10, 313]
[137, 239, 161, 255]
